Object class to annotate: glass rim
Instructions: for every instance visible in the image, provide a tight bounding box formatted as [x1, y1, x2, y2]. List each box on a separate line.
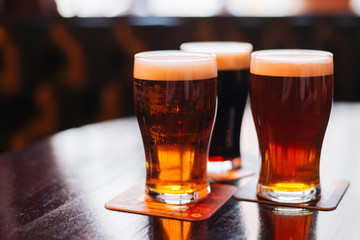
[180, 41, 253, 54]
[251, 49, 333, 63]
[180, 42, 253, 70]
[134, 50, 217, 80]
[250, 49, 333, 77]
[135, 50, 216, 62]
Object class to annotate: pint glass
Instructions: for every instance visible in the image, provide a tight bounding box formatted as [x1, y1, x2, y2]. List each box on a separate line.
[249, 49, 333, 203]
[134, 51, 217, 204]
[181, 42, 253, 173]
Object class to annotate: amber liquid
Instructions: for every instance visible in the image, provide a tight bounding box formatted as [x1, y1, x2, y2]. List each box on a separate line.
[250, 74, 333, 192]
[260, 206, 315, 240]
[134, 78, 217, 195]
[209, 69, 249, 165]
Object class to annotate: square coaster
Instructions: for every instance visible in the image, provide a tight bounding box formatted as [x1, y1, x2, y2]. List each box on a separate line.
[233, 177, 349, 211]
[208, 168, 256, 182]
[105, 183, 237, 221]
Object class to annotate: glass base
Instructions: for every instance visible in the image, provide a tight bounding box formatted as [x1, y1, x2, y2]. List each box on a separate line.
[146, 185, 211, 205]
[208, 157, 241, 173]
[257, 184, 321, 204]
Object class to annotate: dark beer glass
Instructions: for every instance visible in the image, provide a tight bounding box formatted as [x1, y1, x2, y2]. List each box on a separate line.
[181, 41, 253, 173]
[134, 51, 217, 204]
[249, 49, 333, 203]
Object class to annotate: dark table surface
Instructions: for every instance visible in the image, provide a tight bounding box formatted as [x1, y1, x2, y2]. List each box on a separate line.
[1, 102, 360, 239]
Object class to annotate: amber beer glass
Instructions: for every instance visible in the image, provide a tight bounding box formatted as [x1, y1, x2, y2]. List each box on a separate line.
[134, 51, 217, 204]
[181, 42, 253, 173]
[249, 49, 333, 203]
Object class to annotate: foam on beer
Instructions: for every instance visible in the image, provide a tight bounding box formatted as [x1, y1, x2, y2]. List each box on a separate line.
[180, 41, 253, 71]
[134, 51, 217, 81]
[250, 49, 333, 77]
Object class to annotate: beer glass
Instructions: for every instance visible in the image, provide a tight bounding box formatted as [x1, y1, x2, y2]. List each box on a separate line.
[134, 50, 217, 204]
[249, 49, 333, 203]
[180, 41, 253, 173]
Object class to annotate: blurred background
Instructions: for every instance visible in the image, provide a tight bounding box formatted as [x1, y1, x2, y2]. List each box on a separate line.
[0, 0, 359, 152]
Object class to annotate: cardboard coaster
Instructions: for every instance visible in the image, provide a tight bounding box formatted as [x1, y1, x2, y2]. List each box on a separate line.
[233, 177, 349, 211]
[105, 183, 237, 221]
[208, 168, 256, 182]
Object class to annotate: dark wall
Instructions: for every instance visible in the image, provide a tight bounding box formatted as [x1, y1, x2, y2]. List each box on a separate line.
[0, 16, 359, 151]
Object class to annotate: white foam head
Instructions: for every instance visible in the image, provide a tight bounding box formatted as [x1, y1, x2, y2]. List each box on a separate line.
[250, 49, 333, 77]
[134, 50, 217, 81]
[180, 41, 253, 71]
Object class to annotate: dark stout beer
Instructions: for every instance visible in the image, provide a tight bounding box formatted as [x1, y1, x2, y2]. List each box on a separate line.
[249, 49, 333, 203]
[134, 51, 217, 204]
[181, 42, 252, 173]
[209, 69, 248, 170]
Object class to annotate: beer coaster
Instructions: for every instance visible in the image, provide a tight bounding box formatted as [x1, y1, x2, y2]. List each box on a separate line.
[233, 177, 349, 211]
[105, 183, 237, 221]
[208, 168, 256, 182]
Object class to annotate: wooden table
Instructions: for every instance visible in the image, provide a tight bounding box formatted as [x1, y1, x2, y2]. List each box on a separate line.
[1, 102, 359, 239]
